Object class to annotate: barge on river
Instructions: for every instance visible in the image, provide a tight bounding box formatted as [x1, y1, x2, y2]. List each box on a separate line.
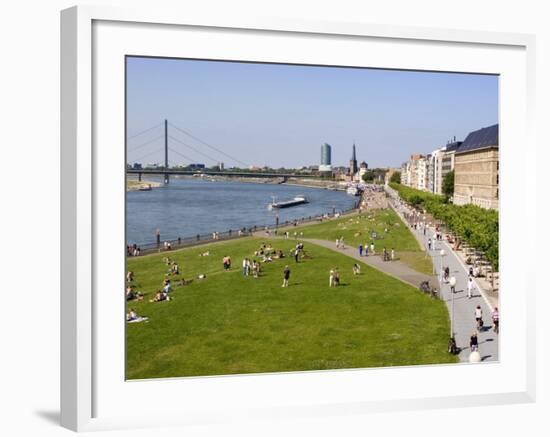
[268, 195, 308, 209]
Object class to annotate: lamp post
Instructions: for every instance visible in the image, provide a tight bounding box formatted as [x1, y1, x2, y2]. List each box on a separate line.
[439, 249, 445, 284]
[449, 276, 457, 337]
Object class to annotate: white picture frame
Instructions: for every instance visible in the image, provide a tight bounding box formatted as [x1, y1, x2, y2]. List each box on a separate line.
[61, 5, 536, 432]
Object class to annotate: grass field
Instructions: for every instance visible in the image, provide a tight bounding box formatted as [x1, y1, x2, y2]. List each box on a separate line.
[288, 209, 433, 275]
[126, 236, 455, 379]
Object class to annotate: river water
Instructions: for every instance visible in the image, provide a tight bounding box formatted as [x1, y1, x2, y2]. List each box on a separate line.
[126, 178, 356, 245]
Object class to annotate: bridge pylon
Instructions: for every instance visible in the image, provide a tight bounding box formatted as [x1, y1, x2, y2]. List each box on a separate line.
[164, 119, 169, 184]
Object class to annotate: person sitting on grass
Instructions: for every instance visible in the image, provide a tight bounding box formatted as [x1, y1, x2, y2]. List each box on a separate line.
[170, 262, 179, 275]
[333, 269, 341, 286]
[126, 287, 143, 301]
[150, 290, 170, 303]
[223, 255, 231, 271]
[352, 263, 361, 275]
[163, 280, 172, 294]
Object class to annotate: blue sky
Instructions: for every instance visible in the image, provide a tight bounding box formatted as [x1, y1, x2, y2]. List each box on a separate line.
[126, 57, 498, 168]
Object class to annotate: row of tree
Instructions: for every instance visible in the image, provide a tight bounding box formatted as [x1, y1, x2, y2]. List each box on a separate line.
[389, 182, 499, 271]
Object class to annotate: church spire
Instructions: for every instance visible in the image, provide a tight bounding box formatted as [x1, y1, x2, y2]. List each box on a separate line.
[350, 142, 358, 176]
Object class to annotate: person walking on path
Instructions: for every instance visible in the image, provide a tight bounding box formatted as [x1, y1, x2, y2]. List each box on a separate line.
[391, 248, 395, 261]
[282, 265, 290, 287]
[467, 276, 474, 299]
[428, 238, 432, 251]
[359, 243, 363, 257]
[470, 332, 479, 352]
[335, 238, 340, 249]
[492, 307, 499, 334]
[370, 242, 375, 255]
[475, 305, 483, 331]
[365, 244, 369, 256]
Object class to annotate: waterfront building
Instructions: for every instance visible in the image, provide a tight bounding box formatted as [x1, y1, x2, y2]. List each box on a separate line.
[319, 143, 333, 173]
[400, 161, 411, 185]
[430, 147, 446, 194]
[358, 161, 369, 181]
[426, 154, 435, 192]
[441, 140, 462, 187]
[416, 156, 428, 190]
[453, 124, 499, 210]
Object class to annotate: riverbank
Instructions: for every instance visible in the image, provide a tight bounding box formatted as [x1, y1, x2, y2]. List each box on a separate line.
[127, 179, 162, 191]
[168, 174, 346, 191]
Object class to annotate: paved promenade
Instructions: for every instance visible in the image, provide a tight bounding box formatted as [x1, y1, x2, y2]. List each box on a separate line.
[386, 188, 499, 362]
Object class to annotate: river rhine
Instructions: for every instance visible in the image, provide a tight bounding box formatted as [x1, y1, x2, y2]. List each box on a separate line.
[126, 178, 356, 246]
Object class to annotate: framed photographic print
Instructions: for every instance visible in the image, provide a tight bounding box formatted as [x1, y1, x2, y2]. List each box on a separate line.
[61, 5, 536, 431]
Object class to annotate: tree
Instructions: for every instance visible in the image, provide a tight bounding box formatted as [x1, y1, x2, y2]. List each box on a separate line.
[443, 170, 455, 200]
[390, 171, 401, 184]
[362, 170, 375, 183]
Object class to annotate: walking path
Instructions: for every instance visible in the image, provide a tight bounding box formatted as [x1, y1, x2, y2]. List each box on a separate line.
[303, 238, 433, 289]
[385, 186, 499, 362]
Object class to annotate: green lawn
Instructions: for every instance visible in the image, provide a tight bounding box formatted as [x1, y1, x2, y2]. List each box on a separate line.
[288, 209, 432, 275]
[126, 237, 455, 379]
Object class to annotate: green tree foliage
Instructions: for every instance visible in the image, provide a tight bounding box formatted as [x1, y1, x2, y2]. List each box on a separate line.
[442, 170, 455, 199]
[390, 171, 401, 184]
[389, 182, 499, 271]
[362, 170, 375, 183]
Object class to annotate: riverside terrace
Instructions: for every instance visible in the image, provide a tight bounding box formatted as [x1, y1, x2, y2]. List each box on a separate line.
[125, 206, 464, 379]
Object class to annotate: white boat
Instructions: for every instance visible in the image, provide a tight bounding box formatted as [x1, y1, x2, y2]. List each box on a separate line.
[268, 195, 308, 209]
[346, 185, 361, 196]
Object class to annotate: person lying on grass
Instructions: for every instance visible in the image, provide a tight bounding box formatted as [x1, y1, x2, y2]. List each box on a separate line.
[126, 309, 148, 323]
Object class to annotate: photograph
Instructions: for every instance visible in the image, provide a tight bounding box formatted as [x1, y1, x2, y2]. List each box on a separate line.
[124, 56, 500, 380]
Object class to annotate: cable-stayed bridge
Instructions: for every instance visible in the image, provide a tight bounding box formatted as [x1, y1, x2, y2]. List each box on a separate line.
[126, 120, 316, 183]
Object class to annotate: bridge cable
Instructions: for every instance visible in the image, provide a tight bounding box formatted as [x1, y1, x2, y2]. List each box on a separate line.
[126, 122, 163, 141]
[167, 147, 196, 164]
[168, 122, 249, 168]
[168, 135, 219, 164]
[127, 134, 164, 152]
[130, 147, 164, 164]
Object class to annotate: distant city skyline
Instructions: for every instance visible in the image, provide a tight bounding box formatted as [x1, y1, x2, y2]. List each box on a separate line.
[126, 57, 498, 169]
